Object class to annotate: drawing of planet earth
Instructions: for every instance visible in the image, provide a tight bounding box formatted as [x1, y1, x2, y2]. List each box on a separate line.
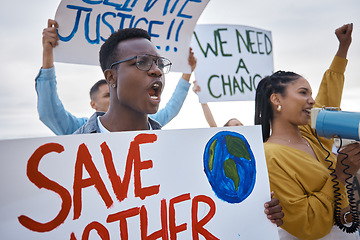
[203, 131, 256, 203]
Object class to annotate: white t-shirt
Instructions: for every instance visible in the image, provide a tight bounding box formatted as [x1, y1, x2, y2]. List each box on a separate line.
[97, 116, 153, 133]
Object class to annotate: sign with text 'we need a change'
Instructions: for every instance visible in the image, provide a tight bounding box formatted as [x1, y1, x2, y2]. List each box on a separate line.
[0, 126, 279, 239]
[191, 24, 274, 103]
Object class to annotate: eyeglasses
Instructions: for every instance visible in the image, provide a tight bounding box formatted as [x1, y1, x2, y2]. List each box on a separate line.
[109, 54, 172, 74]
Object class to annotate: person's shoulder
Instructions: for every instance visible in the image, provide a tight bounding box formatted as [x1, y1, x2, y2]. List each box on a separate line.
[73, 112, 105, 134]
[148, 117, 162, 130]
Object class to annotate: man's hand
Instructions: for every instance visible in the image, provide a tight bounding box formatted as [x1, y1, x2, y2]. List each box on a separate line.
[42, 19, 59, 69]
[188, 47, 197, 73]
[181, 47, 197, 82]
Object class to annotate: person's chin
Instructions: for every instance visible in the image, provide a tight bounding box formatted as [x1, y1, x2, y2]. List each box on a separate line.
[299, 119, 310, 126]
[147, 105, 159, 115]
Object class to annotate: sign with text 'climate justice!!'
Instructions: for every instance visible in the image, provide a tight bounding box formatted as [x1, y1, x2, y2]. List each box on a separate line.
[0, 126, 279, 239]
[54, 0, 209, 73]
[191, 24, 274, 103]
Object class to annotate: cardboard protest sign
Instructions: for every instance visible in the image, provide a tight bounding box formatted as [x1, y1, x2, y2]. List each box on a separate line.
[54, 0, 209, 73]
[191, 24, 274, 103]
[0, 126, 279, 239]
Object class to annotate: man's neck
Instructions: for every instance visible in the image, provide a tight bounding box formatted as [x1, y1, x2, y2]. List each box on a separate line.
[100, 110, 149, 132]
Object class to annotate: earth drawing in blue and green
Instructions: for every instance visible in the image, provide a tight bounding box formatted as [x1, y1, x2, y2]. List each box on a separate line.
[203, 131, 256, 203]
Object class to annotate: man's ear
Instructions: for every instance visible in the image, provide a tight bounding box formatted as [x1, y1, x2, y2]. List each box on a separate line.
[104, 69, 116, 86]
[90, 99, 96, 110]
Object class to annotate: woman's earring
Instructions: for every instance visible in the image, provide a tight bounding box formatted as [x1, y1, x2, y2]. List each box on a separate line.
[277, 105, 282, 112]
[111, 84, 116, 88]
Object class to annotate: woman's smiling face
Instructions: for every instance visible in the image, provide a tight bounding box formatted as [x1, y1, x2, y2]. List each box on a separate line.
[278, 77, 315, 126]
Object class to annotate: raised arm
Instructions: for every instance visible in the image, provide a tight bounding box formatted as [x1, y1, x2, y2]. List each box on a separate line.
[42, 19, 59, 69]
[335, 23, 352, 58]
[150, 47, 196, 126]
[314, 23, 352, 109]
[36, 19, 87, 135]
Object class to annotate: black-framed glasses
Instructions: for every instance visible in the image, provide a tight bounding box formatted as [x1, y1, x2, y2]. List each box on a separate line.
[109, 54, 172, 74]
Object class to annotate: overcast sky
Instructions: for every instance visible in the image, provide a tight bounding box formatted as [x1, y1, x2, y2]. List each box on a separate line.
[0, 0, 359, 140]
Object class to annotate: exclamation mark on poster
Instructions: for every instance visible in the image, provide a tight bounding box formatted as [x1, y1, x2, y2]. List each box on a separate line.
[164, 19, 184, 52]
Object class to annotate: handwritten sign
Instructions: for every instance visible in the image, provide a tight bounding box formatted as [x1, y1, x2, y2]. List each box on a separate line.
[191, 24, 274, 103]
[0, 126, 279, 239]
[54, 0, 209, 73]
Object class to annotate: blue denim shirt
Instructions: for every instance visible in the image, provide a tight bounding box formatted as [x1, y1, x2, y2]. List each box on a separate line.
[35, 67, 190, 135]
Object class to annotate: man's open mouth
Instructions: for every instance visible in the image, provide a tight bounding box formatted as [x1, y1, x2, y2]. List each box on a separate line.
[148, 82, 162, 100]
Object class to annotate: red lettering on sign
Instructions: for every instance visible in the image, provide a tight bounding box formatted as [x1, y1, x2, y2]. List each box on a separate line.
[70, 232, 77, 240]
[169, 193, 191, 239]
[82, 221, 110, 240]
[73, 143, 113, 220]
[133, 134, 160, 200]
[140, 199, 169, 240]
[107, 207, 140, 240]
[101, 134, 159, 203]
[18, 143, 72, 232]
[191, 195, 219, 240]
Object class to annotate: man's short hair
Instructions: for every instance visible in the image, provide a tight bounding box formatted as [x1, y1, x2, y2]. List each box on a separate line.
[99, 28, 151, 72]
[89, 79, 107, 100]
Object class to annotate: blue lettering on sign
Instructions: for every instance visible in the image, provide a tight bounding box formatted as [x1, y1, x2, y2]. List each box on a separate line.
[116, 12, 132, 29]
[101, 12, 116, 41]
[144, 0, 158, 12]
[175, 19, 183, 41]
[148, 20, 164, 38]
[58, 5, 92, 42]
[163, 0, 179, 16]
[82, 0, 103, 4]
[58, 0, 203, 52]
[166, 19, 175, 39]
[177, 0, 201, 19]
[133, 17, 148, 28]
[85, 12, 101, 44]
[103, 0, 137, 12]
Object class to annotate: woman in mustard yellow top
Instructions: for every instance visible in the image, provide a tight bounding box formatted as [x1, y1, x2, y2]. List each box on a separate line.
[255, 23, 360, 239]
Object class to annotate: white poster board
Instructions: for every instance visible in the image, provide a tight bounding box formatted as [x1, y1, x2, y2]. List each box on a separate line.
[191, 24, 274, 103]
[54, 0, 209, 73]
[0, 126, 279, 239]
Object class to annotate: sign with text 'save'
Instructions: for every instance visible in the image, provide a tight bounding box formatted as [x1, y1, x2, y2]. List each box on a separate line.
[54, 0, 209, 73]
[0, 126, 279, 239]
[191, 24, 274, 103]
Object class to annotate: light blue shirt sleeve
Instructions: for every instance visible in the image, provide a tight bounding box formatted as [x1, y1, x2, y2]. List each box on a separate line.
[149, 78, 191, 126]
[35, 67, 88, 135]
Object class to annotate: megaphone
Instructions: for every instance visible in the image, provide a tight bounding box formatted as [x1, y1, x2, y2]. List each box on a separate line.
[311, 108, 360, 141]
[311, 107, 360, 233]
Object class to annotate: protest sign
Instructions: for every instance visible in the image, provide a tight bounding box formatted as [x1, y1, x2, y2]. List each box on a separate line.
[0, 126, 279, 239]
[191, 24, 274, 103]
[54, 0, 209, 73]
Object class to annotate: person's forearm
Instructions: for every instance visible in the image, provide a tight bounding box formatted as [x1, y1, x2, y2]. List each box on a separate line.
[201, 103, 217, 127]
[181, 73, 191, 82]
[36, 68, 87, 135]
[42, 47, 54, 69]
[336, 44, 350, 59]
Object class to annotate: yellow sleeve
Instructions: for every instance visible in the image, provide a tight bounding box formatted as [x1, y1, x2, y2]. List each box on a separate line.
[265, 145, 346, 239]
[314, 55, 347, 109]
[301, 56, 348, 153]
